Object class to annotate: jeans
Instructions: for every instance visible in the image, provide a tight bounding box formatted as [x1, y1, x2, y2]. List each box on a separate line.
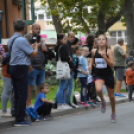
[79, 77, 87, 102]
[1, 77, 12, 112]
[10, 65, 29, 122]
[56, 71, 74, 104]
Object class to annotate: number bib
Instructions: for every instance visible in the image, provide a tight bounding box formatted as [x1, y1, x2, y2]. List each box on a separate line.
[95, 58, 107, 69]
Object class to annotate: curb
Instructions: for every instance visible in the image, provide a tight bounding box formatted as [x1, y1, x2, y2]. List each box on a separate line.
[0, 98, 129, 129]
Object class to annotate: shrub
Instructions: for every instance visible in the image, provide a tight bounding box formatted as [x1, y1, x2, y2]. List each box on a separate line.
[45, 58, 59, 85]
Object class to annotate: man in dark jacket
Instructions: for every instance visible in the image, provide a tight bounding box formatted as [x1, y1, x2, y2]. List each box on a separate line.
[56, 32, 76, 108]
[27, 23, 48, 107]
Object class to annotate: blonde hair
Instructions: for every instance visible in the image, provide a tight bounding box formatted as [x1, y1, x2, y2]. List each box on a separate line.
[83, 46, 89, 51]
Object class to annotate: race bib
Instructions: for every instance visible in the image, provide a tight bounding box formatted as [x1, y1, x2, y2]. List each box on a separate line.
[95, 58, 107, 69]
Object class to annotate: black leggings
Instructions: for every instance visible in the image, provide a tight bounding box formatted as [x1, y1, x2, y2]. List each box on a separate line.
[37, 102, 52, 116]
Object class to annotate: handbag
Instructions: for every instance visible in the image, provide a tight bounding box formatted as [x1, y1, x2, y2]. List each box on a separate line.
[56, 46, 70, 79]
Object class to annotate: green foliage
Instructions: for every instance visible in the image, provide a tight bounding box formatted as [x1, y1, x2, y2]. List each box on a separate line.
[45, 58, 59, 85]
[39, 0, 124, 34]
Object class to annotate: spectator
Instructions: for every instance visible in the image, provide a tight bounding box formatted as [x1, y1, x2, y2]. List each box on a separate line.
[113, 38, 127, 97]
[125, 61, 134, 102]
[55, 33, 65, 62]
[27, 23, 48, 107]
[56, 32, 75, 109]
[126, 51, 133, 65]
[8, 19, 40, 127]
[78, 47, 90, 106]
[84, 34, 95, 58]
[1, 52, 12, 117]
[34, 83, 57, 119]
[70, 38, 81, 107]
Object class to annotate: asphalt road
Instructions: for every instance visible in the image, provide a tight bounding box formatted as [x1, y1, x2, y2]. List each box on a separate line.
[1, 102, 134, 134]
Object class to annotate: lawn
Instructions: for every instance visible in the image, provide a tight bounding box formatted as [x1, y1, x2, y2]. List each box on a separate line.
[0, 79, 127, 110]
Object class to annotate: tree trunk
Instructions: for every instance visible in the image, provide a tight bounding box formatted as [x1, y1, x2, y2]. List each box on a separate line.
[124, 0, 134, 55]
[47, 0, 63, 33]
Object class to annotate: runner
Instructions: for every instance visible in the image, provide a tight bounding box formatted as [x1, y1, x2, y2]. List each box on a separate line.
[89, 34, 116, 123]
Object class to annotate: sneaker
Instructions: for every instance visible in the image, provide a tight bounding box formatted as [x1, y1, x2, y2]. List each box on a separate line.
[35, 116, 44, 122]
[89, 100, 94, 103]
[57, 104, 72, 110]
[111, 114, 116, 123]
[128, 100, 134, 102]
[83, 103, 90, 107]
[114, 93, 120, 96]
[1, 113, 12, 117]
[57, 104, 65, 110]
[14, 120, 32, 127]
[71, 103, 79, 108]
[63, 104, 72, 109]
[95, 98, 101, 103]
[101, 101, 106, 113]
[44, 115, 52, 121]
[79, 102, 84, 105]
[118, 94, 126, 97]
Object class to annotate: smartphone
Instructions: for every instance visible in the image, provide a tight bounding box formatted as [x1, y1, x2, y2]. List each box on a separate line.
[32, 36, 37, 44]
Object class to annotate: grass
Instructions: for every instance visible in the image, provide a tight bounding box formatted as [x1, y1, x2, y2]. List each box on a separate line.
[0, 80, 127, 110]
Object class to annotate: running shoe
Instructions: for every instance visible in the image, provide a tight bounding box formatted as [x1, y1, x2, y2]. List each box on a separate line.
[101, 101, 106, 113]
[114, 93, 120, 96]
[83, 103, 90, 107]
[69, 103, 79, 108]
[111, 114, 116, 123]
[14, 120, 32, 127]
[79, 102, 84, 105]
[118, 94, 126, 97]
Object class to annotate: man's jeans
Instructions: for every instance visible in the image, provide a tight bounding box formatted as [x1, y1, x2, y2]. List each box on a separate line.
[10, 65, 29, 122]
[56, 72, 74, 104]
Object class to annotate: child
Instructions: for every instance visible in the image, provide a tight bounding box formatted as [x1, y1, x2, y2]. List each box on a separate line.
[34, 83, 57, 119]
[78, 47, 90, 106]
[89, 34, 116, 122]
[70, 45, 83, 107]
[86, 58, 94, 104]
[125, 61, 134, 102]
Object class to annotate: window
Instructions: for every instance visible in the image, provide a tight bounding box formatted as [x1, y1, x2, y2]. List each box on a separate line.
[110, 31, 127, 44]
[46, 12, 52, 19]
[118, 31, 122, 37]
[111, 31, 116, 37]
[38, 14, 44, 20]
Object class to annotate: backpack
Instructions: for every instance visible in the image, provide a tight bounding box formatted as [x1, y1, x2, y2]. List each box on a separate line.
[26, 107, 38, 121]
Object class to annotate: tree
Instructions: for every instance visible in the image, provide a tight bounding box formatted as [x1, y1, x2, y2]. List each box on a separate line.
[38, 0, 124, 37]
[124, 0, 134, 54]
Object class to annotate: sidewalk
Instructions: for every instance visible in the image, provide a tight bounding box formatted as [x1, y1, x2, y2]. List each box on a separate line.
[0, 92, 131, 129]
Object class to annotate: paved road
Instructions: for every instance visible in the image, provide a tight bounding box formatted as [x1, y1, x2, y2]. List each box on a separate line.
[1, 102, 134, 134]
